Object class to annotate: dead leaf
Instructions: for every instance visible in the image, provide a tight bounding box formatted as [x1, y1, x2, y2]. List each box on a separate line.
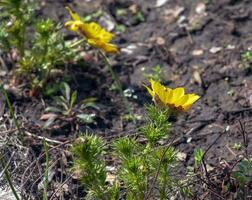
[177, 152, 187, 161]
[40, 113, 58, 120]
[195, 3, 206, 15]
[206, 164, 214, 172]
[226, 45, 235, 50]
[121, 44, 138, 55]
[164, 6, 185, 23]
[156, 37, 166, 45]
[192, 49, 204, 56]
[193, 70, 202, 86]
[129, 4, 138, 14]
[209, 46, 222, 54]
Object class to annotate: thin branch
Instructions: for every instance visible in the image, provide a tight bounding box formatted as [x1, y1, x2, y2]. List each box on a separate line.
[144, 137, 176, 200]
[24, 131, 64, 145]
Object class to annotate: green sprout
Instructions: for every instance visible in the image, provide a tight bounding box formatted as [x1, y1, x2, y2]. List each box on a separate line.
[44, 82, 96, 128]
[144, 65, 163, 83]
[231, 143, 242, 151]
[194, 148, 204, 168]
[242, 50, 252, 69]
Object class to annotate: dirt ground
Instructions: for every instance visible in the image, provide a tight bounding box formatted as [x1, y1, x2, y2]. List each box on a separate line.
[1, 0, 252, 199]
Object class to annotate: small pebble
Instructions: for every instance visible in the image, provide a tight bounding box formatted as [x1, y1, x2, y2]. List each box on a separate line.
[226, 44, 235, 50]
[121, 44, 137, 55]
[209, 46, 222, 54]
[195, 3, 206, 15]
[156, 37, 166, 45]
[192, 49, 204, 56]
[156, 0, 169, 7]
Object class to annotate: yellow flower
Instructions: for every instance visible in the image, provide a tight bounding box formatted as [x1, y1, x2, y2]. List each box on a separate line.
[145, 80, 200, 112]
[65, 6, 119, 54]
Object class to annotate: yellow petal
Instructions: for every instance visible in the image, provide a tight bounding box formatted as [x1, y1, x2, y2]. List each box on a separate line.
[181, 94, 200, 111]
[144, 85, 155, 98]
[98, 29, 114, 42]
[81, 22, 114, 43]
[151, 79, 164, 90]
[170, 87, 184, 104]
[182, 105, 193, 112]
[86, 22, 114, 42]
[174, 95, 189, 107]
[87, 38, 99, 47]
[76, 22, 91, 36]
[65, 20, 85, 32]
[80, 23, 101, 40]
[163, 89, 172, 104]
[88, 22, 102, 34]
[183, 94, 200, 106]
[150, 80, 163, 99]
[65, 6, 81, 21]
[87, 39, 118, 54]
[100, 43, 119, 54]
[159, 87, 171, 104]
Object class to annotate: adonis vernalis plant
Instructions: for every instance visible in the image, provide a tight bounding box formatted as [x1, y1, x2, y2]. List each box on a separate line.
[71, 80, 200, 199]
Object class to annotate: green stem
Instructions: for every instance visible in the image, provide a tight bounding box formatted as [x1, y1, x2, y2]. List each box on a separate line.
[69, 38, 86, 48]
[99, 50, 134, 119]
[137, 185, 145, 200]
[0, 86, 23, 135]
[17, 15, 26, 58]
[99, 50, 122, 90]
[42, 139, 49, 200]
[19, 25, 25, 58]
[0, 157, 20, 200]
[145, 146, 171, 200]
[160, 165, 168, 200]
